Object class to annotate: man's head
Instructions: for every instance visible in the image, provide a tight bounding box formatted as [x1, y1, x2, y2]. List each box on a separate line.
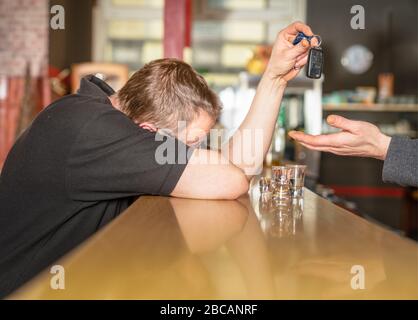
[116, 58, 221, 145]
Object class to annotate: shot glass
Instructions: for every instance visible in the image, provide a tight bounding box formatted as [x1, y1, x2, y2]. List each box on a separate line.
[286, 165, 307, 198]
[271, 166, 290, 201]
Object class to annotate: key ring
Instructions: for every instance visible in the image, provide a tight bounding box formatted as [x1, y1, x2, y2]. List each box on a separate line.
[311, 35, 322, 47]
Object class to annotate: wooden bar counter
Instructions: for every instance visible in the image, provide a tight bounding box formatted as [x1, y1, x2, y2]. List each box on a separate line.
[9, 180, 418, 299]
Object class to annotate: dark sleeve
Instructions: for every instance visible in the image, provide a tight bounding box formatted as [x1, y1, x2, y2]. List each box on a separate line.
[382, 136, 418, 187]
[66, 110, 191, 201]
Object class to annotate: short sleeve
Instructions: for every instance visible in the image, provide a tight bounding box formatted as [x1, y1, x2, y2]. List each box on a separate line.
[66, 110, 191, 201]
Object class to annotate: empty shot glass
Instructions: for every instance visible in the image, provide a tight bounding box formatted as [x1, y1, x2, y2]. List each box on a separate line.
[271, 166, 290, 201]
[286, 165, 307, 197]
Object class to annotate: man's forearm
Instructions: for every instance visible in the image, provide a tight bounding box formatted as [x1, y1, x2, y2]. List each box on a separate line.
[223, 72, 286, 177]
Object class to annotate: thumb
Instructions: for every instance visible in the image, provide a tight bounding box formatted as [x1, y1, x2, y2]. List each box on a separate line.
[327, 115, 359, 132]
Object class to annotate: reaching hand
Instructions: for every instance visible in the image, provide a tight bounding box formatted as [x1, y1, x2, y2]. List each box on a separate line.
[288, 115, 392, 160]
[266, 21, 319, 85]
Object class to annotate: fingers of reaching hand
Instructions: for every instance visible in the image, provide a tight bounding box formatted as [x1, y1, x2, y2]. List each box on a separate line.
[327, 115, 361, 133]
[288, 130, 339, 147]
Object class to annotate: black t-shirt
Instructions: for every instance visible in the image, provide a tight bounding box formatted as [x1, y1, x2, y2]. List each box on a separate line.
[0, 75, 190, 297]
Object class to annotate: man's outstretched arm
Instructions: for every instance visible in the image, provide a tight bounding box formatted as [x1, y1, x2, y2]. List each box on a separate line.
[224, 22, 318, 177]
[289, 114, 418, 187]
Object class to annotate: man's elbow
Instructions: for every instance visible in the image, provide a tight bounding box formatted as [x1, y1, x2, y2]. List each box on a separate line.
[225, 172, 249, 200]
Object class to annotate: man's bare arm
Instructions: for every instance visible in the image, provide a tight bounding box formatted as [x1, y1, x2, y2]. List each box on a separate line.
[171, 148, 249, 200]
[223, 22, 317, 177]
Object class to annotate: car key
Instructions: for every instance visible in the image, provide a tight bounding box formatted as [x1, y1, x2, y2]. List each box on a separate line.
[306, 46, 323, 79]
[292, 32, 323, 79]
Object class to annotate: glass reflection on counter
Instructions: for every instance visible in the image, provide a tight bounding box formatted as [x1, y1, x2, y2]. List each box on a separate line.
[259, 195, 304, 238]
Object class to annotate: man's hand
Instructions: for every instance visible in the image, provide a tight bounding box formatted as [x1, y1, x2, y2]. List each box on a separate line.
[266, 21, 318, 85]
[288, 115, 392, 160]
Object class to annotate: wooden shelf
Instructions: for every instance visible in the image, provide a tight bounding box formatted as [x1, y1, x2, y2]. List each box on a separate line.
[323, 103, 418, 112]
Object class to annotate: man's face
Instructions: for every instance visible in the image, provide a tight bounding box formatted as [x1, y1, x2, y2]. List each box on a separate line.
[177, 110, 215, 147]
[116, 92, 216, 147]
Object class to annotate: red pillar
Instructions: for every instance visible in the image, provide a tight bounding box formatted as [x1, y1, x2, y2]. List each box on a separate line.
[163, 0, 192, 59]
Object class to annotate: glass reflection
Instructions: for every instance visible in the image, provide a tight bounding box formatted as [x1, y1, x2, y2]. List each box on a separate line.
[259, 195, 304, 238]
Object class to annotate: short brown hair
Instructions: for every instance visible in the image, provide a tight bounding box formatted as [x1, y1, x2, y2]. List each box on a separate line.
[117, 58, 221, 130]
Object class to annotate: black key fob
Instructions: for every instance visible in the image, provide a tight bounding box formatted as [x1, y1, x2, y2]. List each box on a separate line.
[306, 47, 323, 79]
